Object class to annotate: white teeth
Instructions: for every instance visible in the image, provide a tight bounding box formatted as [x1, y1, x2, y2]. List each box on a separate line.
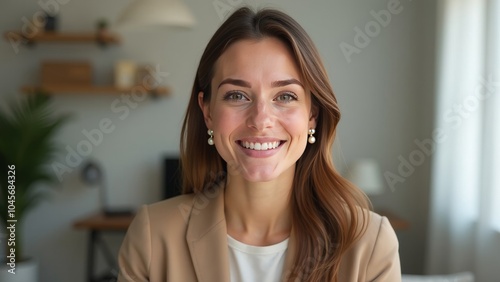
[241, 141, 280, 151]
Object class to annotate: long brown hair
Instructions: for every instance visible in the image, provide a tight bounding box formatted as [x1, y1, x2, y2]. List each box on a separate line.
[180, 7, 369, 281]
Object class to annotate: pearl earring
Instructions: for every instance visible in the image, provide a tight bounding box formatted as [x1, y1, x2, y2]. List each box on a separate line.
[207, 129, 214, 145]
[308, 129, 316, 144]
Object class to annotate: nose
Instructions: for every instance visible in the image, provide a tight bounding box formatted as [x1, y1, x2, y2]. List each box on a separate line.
[246, 99, 274, 131]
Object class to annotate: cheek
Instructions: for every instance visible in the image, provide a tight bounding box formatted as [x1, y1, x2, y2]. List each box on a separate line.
[281, 108, 311, 133]
[211, 107, 241, 133]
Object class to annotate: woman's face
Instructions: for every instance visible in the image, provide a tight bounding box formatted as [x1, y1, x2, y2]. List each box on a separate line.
[199, 37, 316, 183]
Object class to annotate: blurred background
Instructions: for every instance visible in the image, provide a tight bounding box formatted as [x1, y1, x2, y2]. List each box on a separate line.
[1, 0, 498, 281]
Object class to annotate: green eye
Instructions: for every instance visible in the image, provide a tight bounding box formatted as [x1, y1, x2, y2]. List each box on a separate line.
[224, 91, 248, 101]
[276, 92, 297, 102]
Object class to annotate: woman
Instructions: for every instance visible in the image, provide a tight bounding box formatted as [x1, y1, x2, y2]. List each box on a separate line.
[118, 7, 401, 282]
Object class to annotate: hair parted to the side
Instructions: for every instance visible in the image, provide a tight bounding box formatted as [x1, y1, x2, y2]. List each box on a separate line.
[180, 7, 370, 281]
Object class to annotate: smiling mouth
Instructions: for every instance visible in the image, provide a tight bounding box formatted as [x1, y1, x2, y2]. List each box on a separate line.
[238, 141, 284, 151]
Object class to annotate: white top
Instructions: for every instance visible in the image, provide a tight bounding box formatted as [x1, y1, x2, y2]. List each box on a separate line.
[227, 235, 289, 282]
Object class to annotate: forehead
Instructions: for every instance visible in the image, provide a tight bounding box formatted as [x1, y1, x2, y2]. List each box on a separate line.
[212, 37, 301, 82]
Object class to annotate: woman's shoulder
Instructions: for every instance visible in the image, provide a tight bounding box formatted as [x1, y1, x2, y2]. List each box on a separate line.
[147, 193, 196, 212]
[365, 210, 396, 239]
[350, 208, 398, 249]
[118, 194, 200, 281]
[338, 209, 401, 280]
[133, 194, 195, 232]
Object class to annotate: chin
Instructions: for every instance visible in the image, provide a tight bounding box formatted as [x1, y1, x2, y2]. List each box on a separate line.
[241, 170, 280, 183]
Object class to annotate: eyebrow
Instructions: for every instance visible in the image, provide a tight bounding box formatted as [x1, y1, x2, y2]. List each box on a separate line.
[271, 78, 304, 88]
[217, 78, 304, 89]
[218, 78, 251, 89]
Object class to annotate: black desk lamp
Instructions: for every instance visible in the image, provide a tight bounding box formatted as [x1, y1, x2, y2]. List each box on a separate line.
[81, 160, 133, 217]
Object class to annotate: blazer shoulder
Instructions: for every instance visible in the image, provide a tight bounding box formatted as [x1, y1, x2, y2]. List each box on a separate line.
[118, 194, 199, 281]
[350, 210, 399, 253]
[339, 209, 401, 281]
[365, 211, 401, 280]
[365, 211, 394, 238]
[145, 193, 197, 226]
[148, 193, 196, 213]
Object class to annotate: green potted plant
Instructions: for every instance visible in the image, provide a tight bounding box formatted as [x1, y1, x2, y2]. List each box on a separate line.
[0, 93, 71, 281]
[96, 18, 110, 45]
[97, 19, 109, 31]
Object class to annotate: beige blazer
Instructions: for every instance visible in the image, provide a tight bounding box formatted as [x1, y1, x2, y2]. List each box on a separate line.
[118, 186, 401, 282]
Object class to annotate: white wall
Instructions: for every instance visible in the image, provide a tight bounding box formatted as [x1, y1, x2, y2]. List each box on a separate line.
[0, 0, 435, 280]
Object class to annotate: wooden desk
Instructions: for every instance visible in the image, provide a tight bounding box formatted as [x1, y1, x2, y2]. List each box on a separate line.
[74, 213, 134, 230]
[74, 213, 135, 282]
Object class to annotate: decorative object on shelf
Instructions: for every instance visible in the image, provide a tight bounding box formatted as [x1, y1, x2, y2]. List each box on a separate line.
[41, 60, 92, 87]
[96, 18, 110, 45]
[345, 158, 385, 196]
[21, 85, 171, 96]
[96, 19, 109, 33]
[18, 58, 170, 97]
[80, 160, 133, 217]
[115, 0, 196, 29]
[0, 93, 72, 280]
[3, 31, 121, 46]
[44, 12, 58, 32]
[114, 60, 137, 88]
[135, 64, 156, 88]
[3, 23, 172, 97]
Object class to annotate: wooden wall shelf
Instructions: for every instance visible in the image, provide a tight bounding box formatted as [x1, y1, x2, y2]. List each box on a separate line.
[4, 31, 121, 45]
[5, 30, 173, 98]
[22, 85, 171, 96]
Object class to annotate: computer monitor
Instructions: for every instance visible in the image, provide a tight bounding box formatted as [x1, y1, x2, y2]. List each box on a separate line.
[163, 157, 182, 199]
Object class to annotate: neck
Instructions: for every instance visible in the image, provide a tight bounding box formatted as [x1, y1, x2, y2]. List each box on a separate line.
[224, 167, 294, 246]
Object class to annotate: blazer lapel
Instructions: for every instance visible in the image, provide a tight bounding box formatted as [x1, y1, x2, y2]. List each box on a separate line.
[186, 184, 230, 282]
